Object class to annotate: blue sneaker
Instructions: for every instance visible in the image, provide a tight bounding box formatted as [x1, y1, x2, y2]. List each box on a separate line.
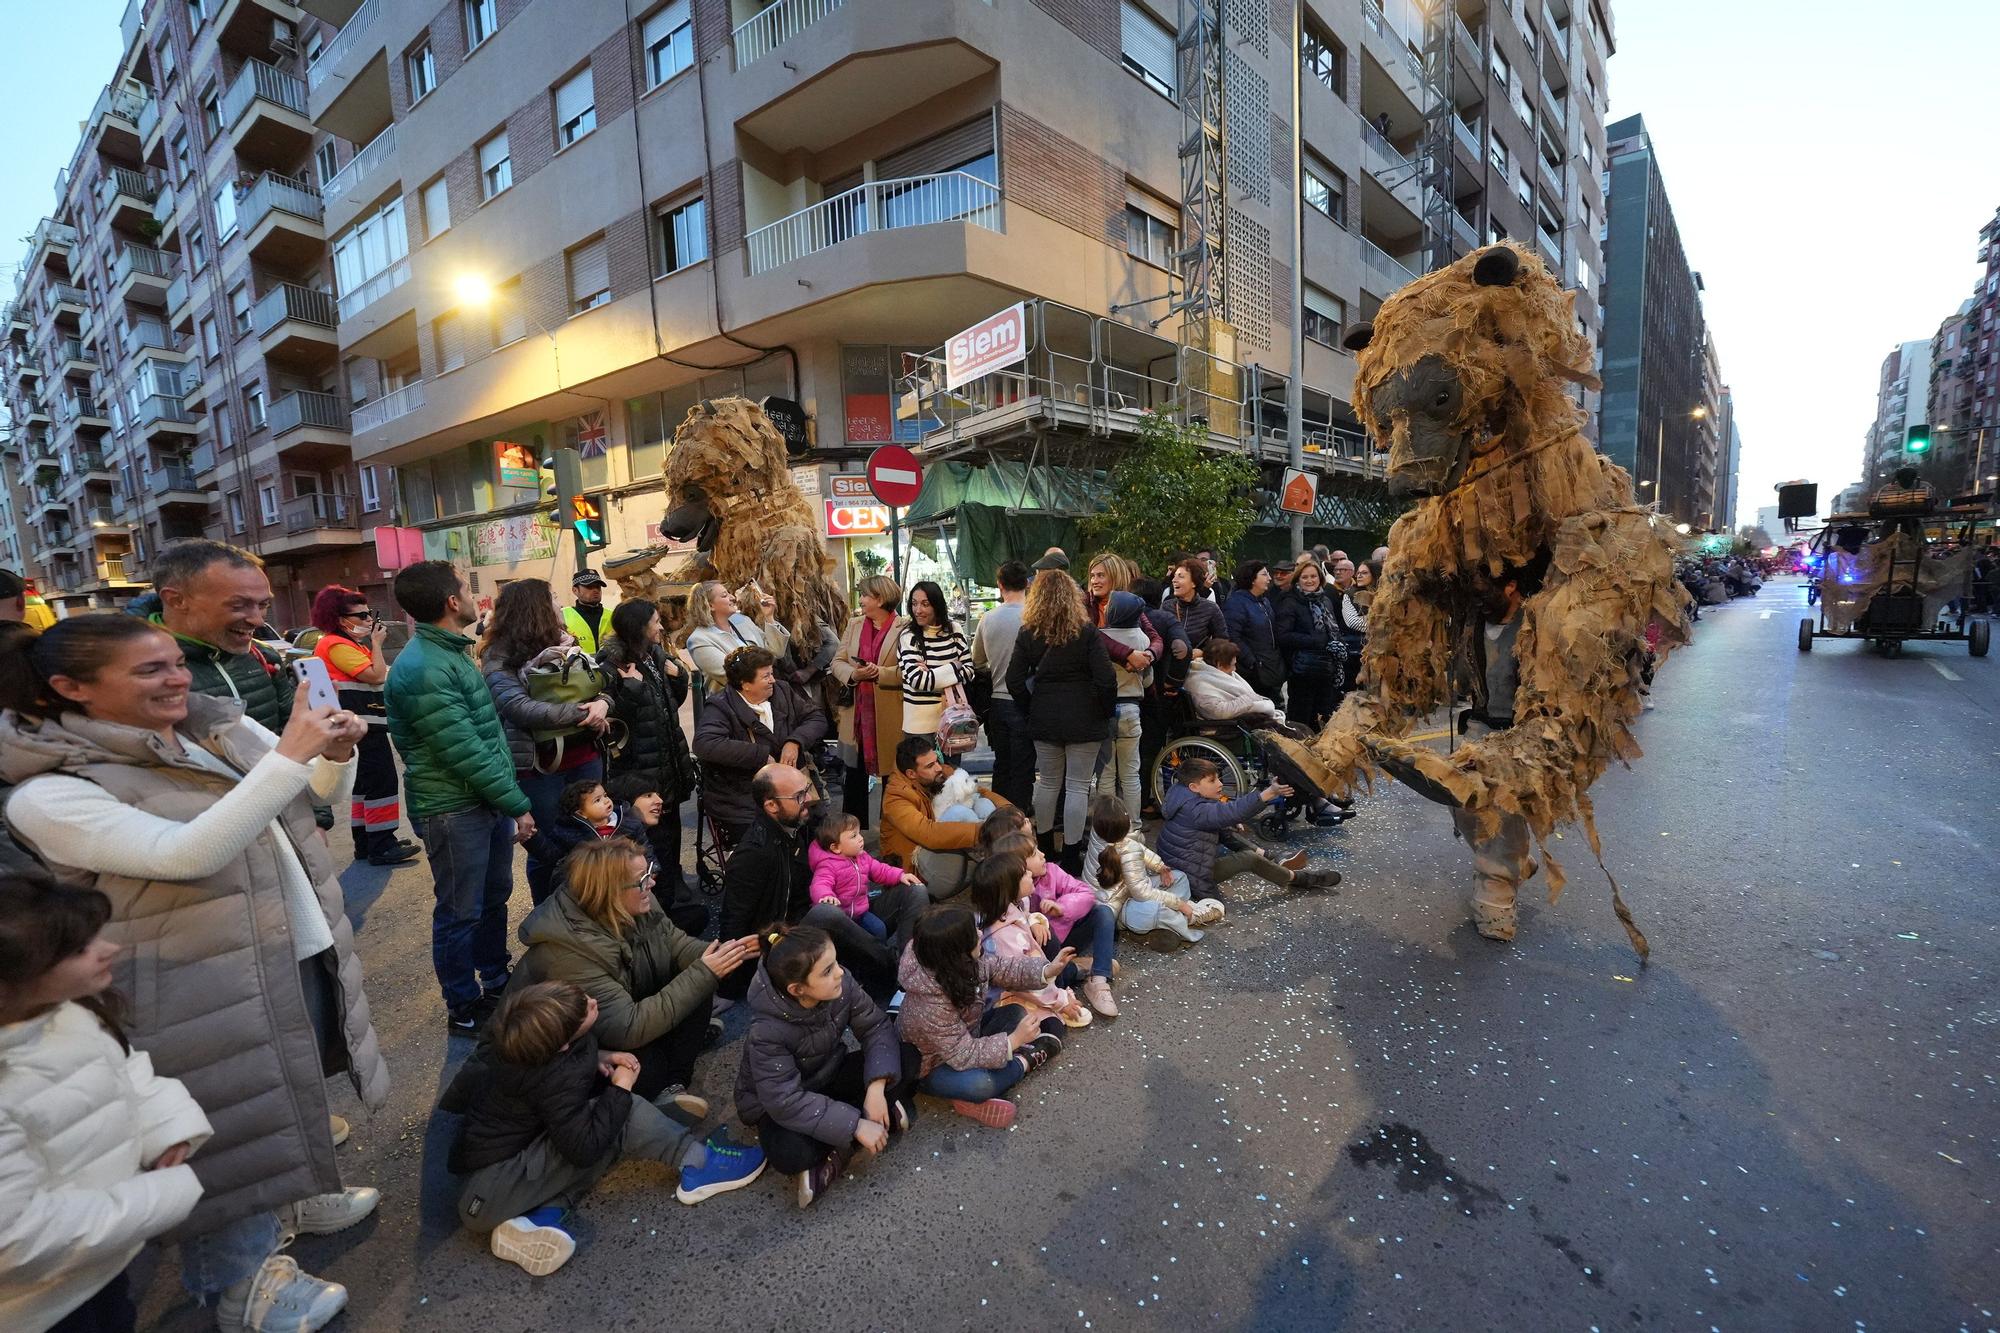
[675, 1135, 766, 1204]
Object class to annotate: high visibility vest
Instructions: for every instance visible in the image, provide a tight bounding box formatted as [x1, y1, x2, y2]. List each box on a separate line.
[562, 604, 604, 655]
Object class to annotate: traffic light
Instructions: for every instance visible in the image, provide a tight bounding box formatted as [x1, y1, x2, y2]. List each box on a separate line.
[1905, 424, 1932, 454]
[544, 447, 582, 521]
[571, 494, 608, 551]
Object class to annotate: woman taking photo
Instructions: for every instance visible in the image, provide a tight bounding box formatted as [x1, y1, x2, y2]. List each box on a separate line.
[829, 575, 905, 828]
[309, 585, 418, 867]
[896, 580, 972, 745]
[1273, 558, 1343, 731]
[682, 581, 766, 696]
[733, 580, 793, 659]
[596, 598, 698, 895]
[1223, 559, 1286, 707]
[478, 579, 611, 903]
[0, 615, 388, 1326]
[1005, 565, 1115, 872]
[1160, 557, 1227, 654]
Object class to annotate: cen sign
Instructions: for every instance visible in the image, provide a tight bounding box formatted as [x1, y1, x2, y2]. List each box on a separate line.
[944, 302, 1026, 390]
[824, 500, 890, 538]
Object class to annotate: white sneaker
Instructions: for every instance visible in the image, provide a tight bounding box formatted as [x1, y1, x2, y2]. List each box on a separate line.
[489, 1216, 576, 1277]
[283, 1187, 379, 1237]
[1191, 899, 1227, 927]
[214, 1254, 347, 1333]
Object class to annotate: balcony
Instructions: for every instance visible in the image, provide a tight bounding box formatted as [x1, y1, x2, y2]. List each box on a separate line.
[1538, 151, 1563, 203]
[211, 0, 305, 57]
[87, 84, 148, 159]
[1360, 123, 1425, 227]
[254, 283, 339, 364]
[322, 124, 396, 211]
[1452, 114, 1483, 169]
[95, 166, 159, 233]
[746, 172, 1002, 275]
[32, 491, 68, 521]
[1359, 234, 1421, 297]
[191, 441, 218, 477]
[241, 172, 325, 267]
[352, 378, 424, 433]
[58, 336, 98, 376]
[1536, 225, 1563, 269]
[735, 0, 847, 68]
[121, 319, 179, 360]
[152, 175, 180, 244]
[47, 284, 88, 324]
[308, 0, 389, 144]
[269, 389, 351, 463]
[271, 491, 364, 554]
[335, 259, 413, 359]
[147, 463, 208, 504]
[113, 244, 175, 306]
[221, 60, 312, 166]
[27, 218, 80, 273]
[137, 91, 162, 159]
[137, 392, 198, 440]
[77, 448, 117, 480]
[166, 273, 193, 331]
[82, 502, 123, 529]
[14, 355, 41, 387]
[63, 395, 112, 431]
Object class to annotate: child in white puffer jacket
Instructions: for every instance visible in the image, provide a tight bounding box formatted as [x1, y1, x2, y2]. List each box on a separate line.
[1083, 797, 1224, 943]
[0, 879, 212, 1333]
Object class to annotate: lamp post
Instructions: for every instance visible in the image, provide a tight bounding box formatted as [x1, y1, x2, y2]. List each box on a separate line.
[453, 273, 566, 391]
[1285, 0, 1306, 549]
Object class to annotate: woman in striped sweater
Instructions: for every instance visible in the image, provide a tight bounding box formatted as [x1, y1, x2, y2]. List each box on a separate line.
[895, 581, 971, 747]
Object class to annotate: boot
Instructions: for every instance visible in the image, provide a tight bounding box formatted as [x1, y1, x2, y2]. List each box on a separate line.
[1037, 828, 1060, 860]
[1058, 840, 1085, 876]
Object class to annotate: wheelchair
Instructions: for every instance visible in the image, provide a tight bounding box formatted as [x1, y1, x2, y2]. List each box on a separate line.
[1147, 695, 1304, 834]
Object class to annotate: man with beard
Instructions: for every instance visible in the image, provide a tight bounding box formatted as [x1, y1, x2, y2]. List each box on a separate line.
[718, 763, 925, 1000]
[879, 736, 1009, 898]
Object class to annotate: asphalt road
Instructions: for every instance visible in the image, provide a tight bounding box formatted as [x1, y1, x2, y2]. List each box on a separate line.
[133, 579, 1999, 1331]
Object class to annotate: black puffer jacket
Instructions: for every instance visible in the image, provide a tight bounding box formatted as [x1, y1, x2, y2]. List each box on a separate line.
[1005, 627, 1115, 745]
[441, 1031, 631, 1173]
[692, 687, 827, 833]
[1275, 588, 1339, 679]
[733, 964, 900, 1148]
[1158, 593, 1227, 654]
[596, 637, 697, 803]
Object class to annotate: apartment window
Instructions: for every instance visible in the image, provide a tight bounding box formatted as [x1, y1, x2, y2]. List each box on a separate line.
[1303, 155, 1346, 227]
[567, 236, 611, 314]
[1303, 286, 1345, 347]
[303, 29, 324, 65]
[1489, 49, 1510, 92]
[212, 181, 237, 239]
[188, 0, 205, 26]
[1124, 191, 1176, 268]
[200, 85, 221, 137]
[359, 465, 381, 513]
[641, 1, 692, 90]
[258, 483, 279, 525]
[170, 129, 190, 181]
[1302, 17, 1344, 97]
[200, 316, 220, 359]
[229, 285, 251, 335]
[406, 41, 437, 102]
[656, 196, 706, 274]
[1120, 1, 1175, 98]
[157, 42, 177, 89]
[421, 176, 452, 241]
[216, 408, 233, 451]
[1515, 164, 1532, 210]
[315, 141, 340, 188]
[434, 311, 465, 373]
[1576, 255, 1595, 291]
[554, 68, 596, 148]
[226, 491, 245, 533]
[188, 225, 208, 273]
[490, 278, 526, 346]
[464, 0, 497, 50]
[478, 131, 511, 200]
[1489, 136, 1508, 177]
[332, 197, 409, 296]
[244, 385, 266, 430]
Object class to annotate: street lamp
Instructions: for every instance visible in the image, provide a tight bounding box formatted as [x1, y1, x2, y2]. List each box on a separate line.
[453, 271, 565, 389]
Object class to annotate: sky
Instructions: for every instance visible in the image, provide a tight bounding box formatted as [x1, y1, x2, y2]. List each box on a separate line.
[5, 1, 1998, 530]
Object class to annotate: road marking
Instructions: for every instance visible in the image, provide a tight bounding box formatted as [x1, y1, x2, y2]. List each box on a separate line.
[1760, 610, 1773, 619]
[1931, 661, 1962, 681]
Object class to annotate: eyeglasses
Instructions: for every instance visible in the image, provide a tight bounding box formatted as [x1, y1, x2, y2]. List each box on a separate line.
[625, 870, 658, 891]
[775, 788, 812, 805]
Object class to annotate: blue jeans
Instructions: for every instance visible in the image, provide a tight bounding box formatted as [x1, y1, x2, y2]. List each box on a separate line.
[914, 1003, 1030, 1101]
[181, 1209, 282, 1298]
[1047, 900, 1116, 980]
[424, 804, 518, 1012]
[858, 910, 889, 940]
[518, 758, 603, 902]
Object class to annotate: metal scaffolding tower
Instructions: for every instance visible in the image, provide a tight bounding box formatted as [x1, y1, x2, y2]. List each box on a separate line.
[1174, 0, 1228, 340]
[1417, 0, 1460, 270]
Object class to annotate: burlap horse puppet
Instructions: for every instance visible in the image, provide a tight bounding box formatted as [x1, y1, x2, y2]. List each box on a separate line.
[605, 396, 846, 646]
[1265, 243, 1690, 955]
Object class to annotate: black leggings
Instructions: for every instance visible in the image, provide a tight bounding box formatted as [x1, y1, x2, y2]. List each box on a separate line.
[755, 1043, 920, 1174]
[622, 993, 715, 1100]
[841, 760, 874, 830]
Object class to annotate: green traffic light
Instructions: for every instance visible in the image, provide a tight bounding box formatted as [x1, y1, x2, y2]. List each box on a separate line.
[1904, 425, 1931, 454]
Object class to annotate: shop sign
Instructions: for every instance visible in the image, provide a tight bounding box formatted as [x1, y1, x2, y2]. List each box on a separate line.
[824, 500, 891, 538]
[944, 302, 1026, 390]
[496, 440, 539, 490]
[470, 513, 560, 566]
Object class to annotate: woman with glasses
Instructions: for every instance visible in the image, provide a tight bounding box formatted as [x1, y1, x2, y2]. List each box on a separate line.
[511, 838, 760, 1103]
[310, 584, 419, 866]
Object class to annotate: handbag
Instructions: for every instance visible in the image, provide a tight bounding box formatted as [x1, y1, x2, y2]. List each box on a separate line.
[936, 682, 981, 756]
[519, 646, 611, 773]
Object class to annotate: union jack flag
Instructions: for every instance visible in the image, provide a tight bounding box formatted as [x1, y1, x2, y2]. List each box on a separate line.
[575, 411, 608, 459]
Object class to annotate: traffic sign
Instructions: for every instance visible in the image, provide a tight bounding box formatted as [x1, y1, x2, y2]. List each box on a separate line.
[865, 445, 924, 508]
[1279, 468, 1317, 515]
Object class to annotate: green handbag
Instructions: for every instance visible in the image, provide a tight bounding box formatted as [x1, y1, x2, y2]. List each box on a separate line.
[519, 648, 612, 773]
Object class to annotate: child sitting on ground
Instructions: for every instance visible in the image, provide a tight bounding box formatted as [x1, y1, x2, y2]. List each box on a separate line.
[1082, 796, 1224, 942]
[441, 980, 766, 1276]
[965, 851, 1090, 1030]
[1158, 759, 1342, 903]
[987, 830, 1122, 1019]
[734, 924, 920, 1209]
[896, 906, 1071, 1128]
[0, 878, 213, 1333]
[808, 812, 923, 941]
[932, 766, 998, 823]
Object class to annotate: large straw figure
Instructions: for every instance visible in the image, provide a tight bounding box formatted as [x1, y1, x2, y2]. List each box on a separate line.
[1264, 243, 1690, 953]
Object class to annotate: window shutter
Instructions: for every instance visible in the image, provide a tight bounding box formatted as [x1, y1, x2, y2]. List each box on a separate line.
[436, 313, 465, 372]
[1305, 287, 1342, 323]
[568, 237, 610, 308]
[555, 70, 593, 130]
[643, 0, 689, 53]
[422, 177, 451, 238]
[1121, 2, 1176, 92]
[878, 114, 995, 180]
[494, 283, 526, 345]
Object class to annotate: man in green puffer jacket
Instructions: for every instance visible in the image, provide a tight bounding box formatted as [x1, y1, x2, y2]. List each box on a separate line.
[385, 561, 536, 1034]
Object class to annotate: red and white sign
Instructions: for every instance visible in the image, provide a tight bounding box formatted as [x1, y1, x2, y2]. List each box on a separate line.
[824, 500, 891, 538]
[829, 474, 873, 500]
[1279, 468, 1318, 515]
[944, 302, 1026, 390]
[865, 445, 924, 508]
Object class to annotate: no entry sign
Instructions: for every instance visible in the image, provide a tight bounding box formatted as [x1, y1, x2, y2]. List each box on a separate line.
[865, 445, 924, 508]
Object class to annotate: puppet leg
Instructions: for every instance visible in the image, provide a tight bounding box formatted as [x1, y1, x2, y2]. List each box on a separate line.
[1452, 807, 1533, 941]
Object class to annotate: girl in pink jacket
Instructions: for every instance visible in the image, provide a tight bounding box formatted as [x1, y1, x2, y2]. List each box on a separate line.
[967, 850, 1091, 1029]
[980, 811, 1123, 1019]
[809, 813, 922, 940]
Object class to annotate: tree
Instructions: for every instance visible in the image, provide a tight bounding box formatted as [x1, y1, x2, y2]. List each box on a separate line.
[1081, 412, 1259, 573]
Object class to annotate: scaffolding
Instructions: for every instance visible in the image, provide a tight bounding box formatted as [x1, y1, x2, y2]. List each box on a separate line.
[1174, 0, 1228, 349]
[1417, 0, 1461, 270]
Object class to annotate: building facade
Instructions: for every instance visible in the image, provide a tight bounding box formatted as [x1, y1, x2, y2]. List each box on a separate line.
[1596, 112, 1707, 527]
[1863, 339, 1932, 492]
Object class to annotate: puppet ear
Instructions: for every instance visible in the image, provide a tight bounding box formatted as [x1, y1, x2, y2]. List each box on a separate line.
[1341, 322, 1375, 352]
[1472, 246, 1521, 287]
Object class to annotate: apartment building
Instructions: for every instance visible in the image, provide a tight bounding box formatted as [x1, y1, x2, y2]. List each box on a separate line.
[1714, 383, 1741, 534]
[0, 0, 390, 623]
[1926, 299, 1980, 496]
[1597, 112, 1709, 527]
[1862, 339, 1932, 492]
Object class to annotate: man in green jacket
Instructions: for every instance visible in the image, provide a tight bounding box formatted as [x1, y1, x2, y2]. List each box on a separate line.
[386, 561, 537, 1033]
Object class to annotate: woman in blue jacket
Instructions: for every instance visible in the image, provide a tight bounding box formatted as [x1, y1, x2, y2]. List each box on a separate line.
[1222, 560, 1286, 707]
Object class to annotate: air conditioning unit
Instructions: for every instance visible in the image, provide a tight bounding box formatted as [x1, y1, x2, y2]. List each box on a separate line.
[271, 18, 297, 52]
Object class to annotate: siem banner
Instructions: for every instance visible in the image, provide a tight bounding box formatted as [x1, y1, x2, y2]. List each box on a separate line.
[944, 302, 1026, 390]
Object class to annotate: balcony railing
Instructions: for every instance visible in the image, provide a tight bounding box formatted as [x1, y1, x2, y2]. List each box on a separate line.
[1361, 122, 1410, 172]
[166, 273, 190, 315]
[734, 0, 845, 68]
[148, 463, 202, 496]
[83, 504, 118, 527]
[222, 59, 308, 131]
[96, 165, 158, 211]
[241, 172, 324, 233]
[191, 442, 217, 475]
[746, 172, 1002, 276]
[58, 336, 94, 365]
[353, 379, 424, 432]
[78, 447, 113, 472]
[323, 124, 395, 205]
[122, 321, 171, 356]
[65, 396, 108, 424]
[138, 393, 192, 428]
[113, 244, 174, 285]
[99, 556, 131, 584]
[1452, 115, 1482, 159]
[47, 283, 87, 313]
[30, 218, 80, 259]
[269, 388, 350, 436]
[137, 95, 160, 145]
[307, 0, 379, 93]
[282, 492, 358, 535]
[254, 283, 338, 335]
[1359, 235, 1420, 294]
[1537, 226, 1563, 267]
[336, 256, 407, 321]
[93, 83, 149, 130]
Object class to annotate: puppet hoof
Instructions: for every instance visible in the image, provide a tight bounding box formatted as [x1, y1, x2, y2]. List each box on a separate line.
[1260, 732, 1341, 800]
[1472, 901, 1517, 942]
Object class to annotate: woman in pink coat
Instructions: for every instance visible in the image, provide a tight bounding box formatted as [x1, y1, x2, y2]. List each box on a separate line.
[808, 813, 922, 941]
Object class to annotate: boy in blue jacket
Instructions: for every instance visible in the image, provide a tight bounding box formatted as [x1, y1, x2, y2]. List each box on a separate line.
[1157, 758, 1342, 901]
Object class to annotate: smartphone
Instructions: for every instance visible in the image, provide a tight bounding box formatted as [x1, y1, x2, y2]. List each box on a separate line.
[292, 657, 340, 712]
